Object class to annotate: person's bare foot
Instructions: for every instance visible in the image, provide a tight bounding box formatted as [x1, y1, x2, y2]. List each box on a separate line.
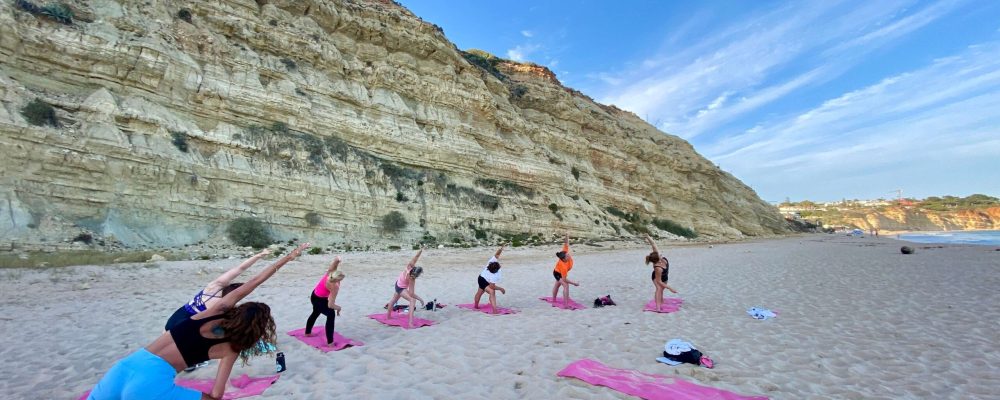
[304, 332, 315, 337]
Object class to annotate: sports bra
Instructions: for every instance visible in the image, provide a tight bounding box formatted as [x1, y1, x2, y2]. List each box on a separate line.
[170, 314, 229, 367]
[183, 288, 224, 315]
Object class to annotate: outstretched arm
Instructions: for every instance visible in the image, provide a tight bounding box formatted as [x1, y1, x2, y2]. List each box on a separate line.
[327, 256, 342, 274]
[407, 248, 424, 268]
[644, 234, 659, 253]
[210, 243, 309, 313]
[209, 353, 238, 399]
[494, 244, 506, 258]
[210, 249, 271, 289]
[563, 233, 570, 253]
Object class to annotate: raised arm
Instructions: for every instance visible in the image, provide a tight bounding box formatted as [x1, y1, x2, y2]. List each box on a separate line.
[407, 248, 424, 268]
[644, 234, 659, 253]
[209, 242, 309, 313]
[210, 249, 271, 289]
[327, 255, 342, 274]
[494, 244, 506, 258]
[563, 233, 570, 253]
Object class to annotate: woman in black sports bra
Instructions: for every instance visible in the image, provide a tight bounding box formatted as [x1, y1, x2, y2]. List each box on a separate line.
[644, 235, 678, 312]
[85, 243, 311, 400]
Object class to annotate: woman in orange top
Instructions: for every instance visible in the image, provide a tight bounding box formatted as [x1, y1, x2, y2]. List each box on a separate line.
[551, 233, 580, 306]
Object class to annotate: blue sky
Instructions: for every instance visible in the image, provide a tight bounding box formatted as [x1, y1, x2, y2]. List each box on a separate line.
[399, 0, 1000, 202]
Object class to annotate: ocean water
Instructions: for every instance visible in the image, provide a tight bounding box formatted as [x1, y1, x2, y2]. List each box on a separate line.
[898, 230, 1000, 246]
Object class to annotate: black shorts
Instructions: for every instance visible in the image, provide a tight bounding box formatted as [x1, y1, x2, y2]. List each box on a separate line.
[394, 283, 404, 293]
[553, 271, 562, 281]
[477, 275, 490, 290]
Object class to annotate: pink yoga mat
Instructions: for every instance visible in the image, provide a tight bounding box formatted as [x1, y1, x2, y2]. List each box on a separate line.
[539, 296, 586, 310]
[367, 313, 434, 329]
[286, 327, 363, 352]
[456, 303, 517, 315]
[79, 374, 279, 400]
[557, 359, 767, 400]
[644, 298, 683, 313]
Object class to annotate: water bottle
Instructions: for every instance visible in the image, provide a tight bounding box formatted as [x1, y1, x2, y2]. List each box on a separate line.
[275, 352, 286, 373]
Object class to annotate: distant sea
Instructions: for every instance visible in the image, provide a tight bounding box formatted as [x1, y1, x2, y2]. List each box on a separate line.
[898, 230, 1000, 246]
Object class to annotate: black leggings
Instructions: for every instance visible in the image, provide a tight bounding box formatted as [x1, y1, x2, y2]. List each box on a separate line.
[305, 292, 336, 344]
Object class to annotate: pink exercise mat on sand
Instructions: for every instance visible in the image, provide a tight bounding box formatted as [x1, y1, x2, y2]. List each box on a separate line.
[644, 298, 683, 313]
[79, 374, 279, 400]
[557, 359, 767, 400]
[456, 303, 518, 315]
[367, 313, 434, 329]
[539, 297, 586, 310]
[286, 328, 363, 352]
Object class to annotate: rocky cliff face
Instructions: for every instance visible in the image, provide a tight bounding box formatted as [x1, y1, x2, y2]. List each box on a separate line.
[839, 207, 1000, 232]
[0, 0, 786, 250]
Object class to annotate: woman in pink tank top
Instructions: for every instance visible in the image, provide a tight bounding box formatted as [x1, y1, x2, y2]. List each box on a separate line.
[305, 256, 345, 346]
[384, 248, 426, 327]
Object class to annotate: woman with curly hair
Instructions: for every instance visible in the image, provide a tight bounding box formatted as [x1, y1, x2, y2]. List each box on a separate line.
[163, 248, 272, 332]
[86, 243, 311, 400]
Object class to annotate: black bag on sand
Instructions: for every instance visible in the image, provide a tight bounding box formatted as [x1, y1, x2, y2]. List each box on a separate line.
[593, 294, 616, 308]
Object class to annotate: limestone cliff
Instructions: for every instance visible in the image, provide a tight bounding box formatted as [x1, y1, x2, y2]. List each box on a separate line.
[838, 207, 1000, 232]
[0, 0, 786, 250]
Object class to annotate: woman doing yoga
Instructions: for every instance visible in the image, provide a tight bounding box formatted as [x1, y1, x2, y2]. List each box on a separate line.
[86, 243, 310, 400]
[644, 234, 678, 311]
[304, 256, 345, 347]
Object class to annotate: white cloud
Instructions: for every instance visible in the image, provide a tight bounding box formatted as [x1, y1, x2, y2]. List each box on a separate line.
[595, 0, 962, 140]
[506, 43, 540, 62]
[704, 40, 1000, 200]
[521, 30, 534, 38]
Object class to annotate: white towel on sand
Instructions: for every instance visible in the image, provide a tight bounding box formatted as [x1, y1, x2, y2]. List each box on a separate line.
[747, 307, 777, 320]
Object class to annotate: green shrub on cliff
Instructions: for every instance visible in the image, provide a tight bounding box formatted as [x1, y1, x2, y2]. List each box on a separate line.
[461, 49, 506, 81]
[652, 218, 697, 239]
[381, 211, 407, 234]
[170, 131, 189, 152]
[177, 8, 192, 23]
[40, 3, 73, 24]
[304, 212, 322, 227]
[15, 1, 73, 25]
[227, 217, 273, 248]
[21, 99, 58, 127]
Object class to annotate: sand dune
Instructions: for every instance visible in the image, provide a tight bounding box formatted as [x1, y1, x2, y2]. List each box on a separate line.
[1, 235, 997, 399]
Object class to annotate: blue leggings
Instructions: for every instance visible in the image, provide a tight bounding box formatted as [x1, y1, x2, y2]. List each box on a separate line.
[87, 348, 200, 400]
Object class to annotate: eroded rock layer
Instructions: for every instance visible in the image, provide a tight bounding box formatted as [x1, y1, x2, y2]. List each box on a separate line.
[0, 0, 786, 249]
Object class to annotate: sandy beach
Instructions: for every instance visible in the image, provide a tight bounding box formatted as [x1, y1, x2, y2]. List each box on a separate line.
[1, 235, 998, 399]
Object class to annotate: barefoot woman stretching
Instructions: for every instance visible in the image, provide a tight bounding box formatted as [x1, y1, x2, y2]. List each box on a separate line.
[644, 234, 678, 311]
[304, 256, 345, 347]
[384, 247, 426, 327]
[86, 243, 310, 400]
[551, 233, 580, 306]
[473, 244, 507, 314]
